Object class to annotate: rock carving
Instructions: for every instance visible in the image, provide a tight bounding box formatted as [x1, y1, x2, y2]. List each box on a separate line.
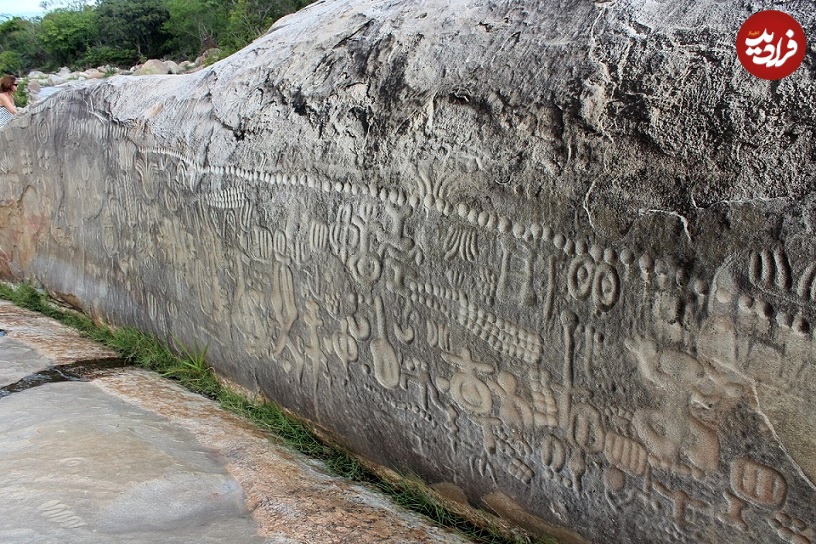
[0, 0, 814, 542]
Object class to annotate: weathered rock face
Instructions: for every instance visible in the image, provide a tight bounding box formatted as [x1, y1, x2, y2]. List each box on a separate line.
[1, 0, 815, 542]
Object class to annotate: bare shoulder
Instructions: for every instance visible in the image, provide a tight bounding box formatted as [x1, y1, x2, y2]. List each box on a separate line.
[0, 92, 16, 113]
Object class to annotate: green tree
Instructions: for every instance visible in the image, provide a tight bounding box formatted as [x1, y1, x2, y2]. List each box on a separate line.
[0, 17, 46, 73]
[162, 0, 228, 60]
[0, 50, 22, 74]
[95, 0, 170, 61]
[223, 0, 314, 52]
[39, 7, 98, 69]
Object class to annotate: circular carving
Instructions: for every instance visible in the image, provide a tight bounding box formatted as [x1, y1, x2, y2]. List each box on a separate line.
[354, 253, 382, 284]
[450, 373, 492, 415]
[36, 118, 50, 145]
[593, 262, 620, 312]
[568, 255, 595, 301]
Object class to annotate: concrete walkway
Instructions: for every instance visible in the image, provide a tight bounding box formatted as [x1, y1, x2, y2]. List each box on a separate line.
[0, 301, 473, 544]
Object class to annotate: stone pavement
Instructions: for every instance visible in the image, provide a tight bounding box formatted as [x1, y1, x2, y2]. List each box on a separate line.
[0, 300, 473, 544]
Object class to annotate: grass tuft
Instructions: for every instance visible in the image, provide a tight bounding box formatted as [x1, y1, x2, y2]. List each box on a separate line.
[0, 281, 552, 544]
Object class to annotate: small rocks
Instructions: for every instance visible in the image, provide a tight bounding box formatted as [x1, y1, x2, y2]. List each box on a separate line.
[25, 56, 209, 104]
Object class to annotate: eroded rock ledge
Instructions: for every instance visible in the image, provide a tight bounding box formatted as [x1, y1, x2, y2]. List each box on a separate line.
[1, 0, 815, 542]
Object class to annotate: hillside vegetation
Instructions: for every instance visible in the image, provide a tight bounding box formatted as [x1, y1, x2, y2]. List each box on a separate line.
[0, 0, 315, 74]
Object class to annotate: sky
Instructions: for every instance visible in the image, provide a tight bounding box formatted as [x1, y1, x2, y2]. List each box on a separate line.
[0, 0, 45, 18]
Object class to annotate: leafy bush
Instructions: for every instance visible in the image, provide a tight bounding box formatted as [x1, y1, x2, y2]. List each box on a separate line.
[13, 78, 28, 108]
[0, 50, 23, 75]
[80, 45, 138, 68]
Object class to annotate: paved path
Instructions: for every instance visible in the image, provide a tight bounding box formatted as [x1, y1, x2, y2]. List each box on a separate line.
[0, 301, 472, 544]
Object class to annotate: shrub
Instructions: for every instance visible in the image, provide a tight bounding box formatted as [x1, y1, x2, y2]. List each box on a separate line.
[13, 78, 27, 108]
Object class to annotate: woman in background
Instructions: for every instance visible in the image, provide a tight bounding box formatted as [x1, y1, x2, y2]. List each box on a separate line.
[0, 75, 18, 127]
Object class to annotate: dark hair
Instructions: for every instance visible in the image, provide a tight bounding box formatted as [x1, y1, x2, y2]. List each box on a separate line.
[0, 75, 16, 93]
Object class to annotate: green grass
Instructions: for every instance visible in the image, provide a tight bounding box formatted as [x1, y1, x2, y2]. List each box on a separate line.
[0, 281, 553, 544]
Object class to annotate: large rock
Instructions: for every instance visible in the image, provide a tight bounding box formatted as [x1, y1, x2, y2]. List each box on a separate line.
[133, 59, 170, 76]
[1, 1, 815, 542]
[163, 60, 182, 75]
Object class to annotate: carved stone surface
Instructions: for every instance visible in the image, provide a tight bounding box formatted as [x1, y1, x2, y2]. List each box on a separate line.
[0, 1, 815, 542]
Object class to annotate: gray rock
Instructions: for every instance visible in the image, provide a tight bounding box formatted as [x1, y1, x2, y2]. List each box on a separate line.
[164, 60, 182, 75]
[45, 75, 67, 86]
[0, 0, 815, 542]
[0, 301, 470, 544]
[133, 59, 169, 76]
[80, 69, 105, 79]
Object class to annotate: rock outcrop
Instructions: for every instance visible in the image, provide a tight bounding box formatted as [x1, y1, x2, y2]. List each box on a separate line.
[1, 1, 815, 542]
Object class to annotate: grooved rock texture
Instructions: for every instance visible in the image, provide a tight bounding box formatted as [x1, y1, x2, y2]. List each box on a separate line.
[1, 0, 815, 542]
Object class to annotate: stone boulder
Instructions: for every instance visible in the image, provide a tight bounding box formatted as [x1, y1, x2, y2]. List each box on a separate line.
[1, 1, 815, 542]
[163, 60, 182, 75]
[133, 59, 170, 76]
[81, 68, 106, 79]
[46, 74, 68, 86]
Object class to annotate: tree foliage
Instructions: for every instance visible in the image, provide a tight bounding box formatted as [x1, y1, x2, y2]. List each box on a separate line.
[39, 7, 97, 68]
[0, 0, 316, 74]
[162, 0, 228, 60]
[96, 0, 170, 61]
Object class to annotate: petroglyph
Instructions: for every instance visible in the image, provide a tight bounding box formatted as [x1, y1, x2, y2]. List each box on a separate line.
[2, 2, 815, 542]
[370, 295, 401, 389]
[37, 501, 86, 529]
[625, 336, 720, 476]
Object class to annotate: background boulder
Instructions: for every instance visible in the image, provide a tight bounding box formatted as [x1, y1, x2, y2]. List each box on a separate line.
[132, 59, 171, 76]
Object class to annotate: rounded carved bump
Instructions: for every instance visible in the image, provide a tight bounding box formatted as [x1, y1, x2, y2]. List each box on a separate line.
[776, 312, 793, 328]
[692, 279, 708, 295]
[477, 210, 489, 227]
[589, 244, 603, 262]
[638, 254, 654, 274]
[792, 315, 809, 335]
[541, 225, 553, 241]
[754, 299, 773, 318]
[619, 249, 635, 266]
[575, 239, 588, 255]
[486, 213, 497, 230]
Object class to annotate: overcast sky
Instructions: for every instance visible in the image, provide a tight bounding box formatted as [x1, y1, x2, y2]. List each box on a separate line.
[0, 0, 45, 18]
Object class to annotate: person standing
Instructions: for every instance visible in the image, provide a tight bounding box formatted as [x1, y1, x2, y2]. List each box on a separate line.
[0, 75, 18, 128]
